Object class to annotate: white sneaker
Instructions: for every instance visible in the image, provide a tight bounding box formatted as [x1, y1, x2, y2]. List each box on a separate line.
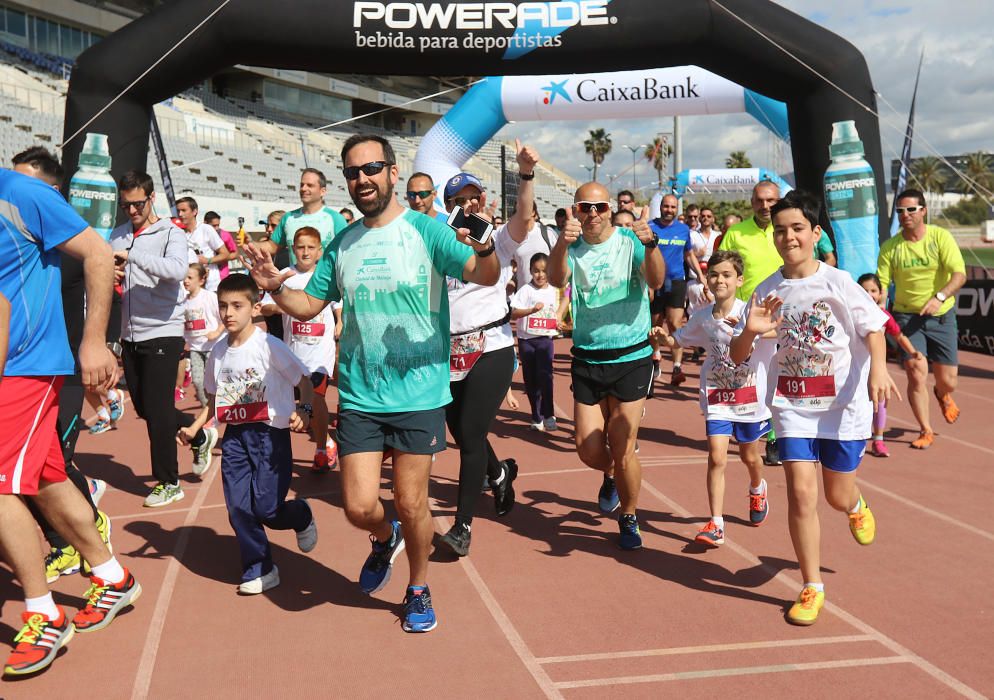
[89, 478, 107, 508]
[543, 417, 558, 431]
[238, 565, 280, 595]
[296, 501, 318, 553]
[529, 422, 545, 431]
[192, 427, 219, 476]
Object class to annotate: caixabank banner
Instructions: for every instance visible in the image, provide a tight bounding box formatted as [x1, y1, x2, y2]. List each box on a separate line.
[957, 280, 994, 356]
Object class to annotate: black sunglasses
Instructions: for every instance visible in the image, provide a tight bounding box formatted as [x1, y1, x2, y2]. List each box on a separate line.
[119, 197, 150, 211]
[576, 201, 611, 214]
[452, 195, 482, 208]
[406, 189, 434, 200]
[343, 161, 392, 180]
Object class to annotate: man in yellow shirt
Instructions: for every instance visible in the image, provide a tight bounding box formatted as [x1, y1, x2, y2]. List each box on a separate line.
[719, 181, 783, 301]
[877, 189, 966, 449]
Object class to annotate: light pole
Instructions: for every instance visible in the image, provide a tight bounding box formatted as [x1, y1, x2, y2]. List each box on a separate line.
[623, 143, 645, 192]
[580, 163, 595, 180]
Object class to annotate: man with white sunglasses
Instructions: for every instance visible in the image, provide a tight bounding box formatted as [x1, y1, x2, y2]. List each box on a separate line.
[877, 188, 966, 450]
[549, 182, 664, 550]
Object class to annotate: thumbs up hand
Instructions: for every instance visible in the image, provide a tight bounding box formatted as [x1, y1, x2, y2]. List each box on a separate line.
[515, 138, 539, 173]
[562, 205, 581, 244]
[632, 205, 655, 245]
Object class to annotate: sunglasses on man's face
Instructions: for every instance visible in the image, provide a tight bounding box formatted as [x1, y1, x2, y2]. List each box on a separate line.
[406, 189, 434, 200]
[342, 161, 392, 180]
[618, 199, 633, 205]
[119, 197, 150, 211]
[896, 205, 924, 215]
[453, 195, 481, 207]
[575, 201, 611, 214]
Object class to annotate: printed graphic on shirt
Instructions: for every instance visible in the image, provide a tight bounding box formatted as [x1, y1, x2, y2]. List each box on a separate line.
[215, 366, 269, 424]
[773, 300, 837, 410]
[184, 305, 207, 334]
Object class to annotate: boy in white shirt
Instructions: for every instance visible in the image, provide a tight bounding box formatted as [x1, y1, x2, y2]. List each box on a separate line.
[179, 274, 317, 594]
[183, 263, 224, 409]
[653, 250, 773, 547]
[731, 190, 898, 626]
[261, 227, 341, 473]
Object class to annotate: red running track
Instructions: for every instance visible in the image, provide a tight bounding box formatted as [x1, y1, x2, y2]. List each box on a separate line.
[2, 340, 992, 698]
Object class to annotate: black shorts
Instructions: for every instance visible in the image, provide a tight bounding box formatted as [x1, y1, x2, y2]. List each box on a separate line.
[337, 407, 447, 457]
[650, 278, 687, 314]
[571, 355, 653, 405]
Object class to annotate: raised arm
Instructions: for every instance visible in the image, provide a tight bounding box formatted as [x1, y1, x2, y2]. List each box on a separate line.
[244, 242, 331, 321]
[631, 208, 666, 290]
[506, 139, 540, 244]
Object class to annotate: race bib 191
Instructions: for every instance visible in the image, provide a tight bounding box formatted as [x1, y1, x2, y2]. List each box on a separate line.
[773, 375, 836, 410]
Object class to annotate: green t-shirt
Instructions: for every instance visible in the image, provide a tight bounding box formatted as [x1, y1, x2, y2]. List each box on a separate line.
[814, 230, 835, 259]
[305, 209, 473, 412]
[877, 224, 965, 315]
[718, 217, 783, 301]
[271, 206, 348, 264]
[568, 227, 652, 364]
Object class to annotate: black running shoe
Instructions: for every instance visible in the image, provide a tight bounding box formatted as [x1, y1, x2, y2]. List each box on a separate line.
[440, 521, 471, 557]
[764, 439, 782, 466]
[492, 459, 518, 517]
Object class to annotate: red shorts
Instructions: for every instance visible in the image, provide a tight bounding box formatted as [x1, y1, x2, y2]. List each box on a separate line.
[0, 376, 67, 495]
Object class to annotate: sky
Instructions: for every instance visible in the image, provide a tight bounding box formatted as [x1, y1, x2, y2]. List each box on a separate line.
[497, 0, 994, 194]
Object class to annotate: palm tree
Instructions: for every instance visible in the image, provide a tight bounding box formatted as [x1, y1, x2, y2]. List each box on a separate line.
[644, 137, 673, 189]
[725, 151, 752, 169]
[584, 128, 612, 181]
[911, 156, 947, 195]
[963, 151, 994, 195]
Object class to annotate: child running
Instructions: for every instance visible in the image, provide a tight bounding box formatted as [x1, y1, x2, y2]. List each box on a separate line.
[652, 250, 773, 546]
[857, 273, 922, 457]
[510, 252, 566, 431]
[731, 190, 898, 626]
[179, 274, 317, 594]
[183, 263, 223, 409]
[261, 226, 341, 472]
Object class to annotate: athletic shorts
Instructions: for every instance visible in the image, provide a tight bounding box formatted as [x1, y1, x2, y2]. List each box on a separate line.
[0, 376, 68, 495]
[650, 278, 688, 314]
[777, 437, 866, 473]
[571, 356, 653, 405]
[893, 310, 958, 366]
[337, 407, 447, 457]
[706, 418, 772, 444]
[310, 371, 329, 397]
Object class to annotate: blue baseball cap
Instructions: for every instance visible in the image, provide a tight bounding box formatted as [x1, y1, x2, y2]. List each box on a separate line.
[444, 172, 485, 201]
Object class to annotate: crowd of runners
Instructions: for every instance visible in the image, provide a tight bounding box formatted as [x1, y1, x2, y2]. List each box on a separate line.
[0, 133, 966, 675]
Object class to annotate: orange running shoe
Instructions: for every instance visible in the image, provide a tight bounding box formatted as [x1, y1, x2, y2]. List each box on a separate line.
[3, 608, 74, 676]
[934, 389, 960, 424]
[910, 430, 935, 449]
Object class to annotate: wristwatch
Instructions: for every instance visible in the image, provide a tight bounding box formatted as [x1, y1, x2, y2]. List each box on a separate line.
[476, 243, 496, 257]
[643, 233, 660, 250]
[271, 282, 285, 296]
[935, 291, 947, 302]
[519, 171, 535, 181]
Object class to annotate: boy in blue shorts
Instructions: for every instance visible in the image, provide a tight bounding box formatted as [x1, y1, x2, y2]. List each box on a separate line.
[653, 250, 772, 546]
[179, 275, 318, 594]
[731, 190, 898, 626]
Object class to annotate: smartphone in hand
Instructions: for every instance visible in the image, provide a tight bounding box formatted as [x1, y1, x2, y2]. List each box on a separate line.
[447, 205, 494, 246]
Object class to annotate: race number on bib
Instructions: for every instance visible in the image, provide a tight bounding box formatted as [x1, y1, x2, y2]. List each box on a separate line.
[184, 318, 206, 332]
[706, 385, 759, 417]
[291, 321, 325, 338]
[773, 375, 836, 410]
[526, 314, 558, 337]
[450, 330, 486, 382]
[217, 401, 269, 424]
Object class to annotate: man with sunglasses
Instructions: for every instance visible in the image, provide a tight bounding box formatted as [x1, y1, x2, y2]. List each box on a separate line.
[245, 134, 499, 633]
[110, 171, 216, 507]
[259, 211, 289, 340]
[406, 172, 445, 220]
[877, 188, 966, 449]
[549, 183, 664, 550]
[257, 168, 348, 265]
[617, 190, 636, 214]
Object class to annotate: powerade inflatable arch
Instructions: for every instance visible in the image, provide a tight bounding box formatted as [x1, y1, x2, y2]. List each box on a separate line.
[62, 0, 887, 252]
[413, 65, 790, 207]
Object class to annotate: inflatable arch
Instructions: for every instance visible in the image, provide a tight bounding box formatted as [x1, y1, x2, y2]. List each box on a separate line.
[413, 65, 790, 206]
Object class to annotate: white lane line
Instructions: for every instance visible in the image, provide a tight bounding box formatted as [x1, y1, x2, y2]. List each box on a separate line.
[519, 459, 706, 478]
[857, 478, 994, 543]
[553, 655, 914, 689]
[639, 478, 987, 700]
[536, 634, 874, 664]
[432, 513, 563, 700]
[131, 464, 220, 700]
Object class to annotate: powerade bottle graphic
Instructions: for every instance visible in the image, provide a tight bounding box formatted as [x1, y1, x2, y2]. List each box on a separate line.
[69, 133, 117, 241]
[823, 120, 879, 279]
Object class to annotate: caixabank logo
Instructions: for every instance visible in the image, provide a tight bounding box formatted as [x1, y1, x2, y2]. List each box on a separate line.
[352, 1, 617, 59]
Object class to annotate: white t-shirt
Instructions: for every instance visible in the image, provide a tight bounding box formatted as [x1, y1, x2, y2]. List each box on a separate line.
[183, 288, 222, 352]
[510, 282, 560, 340]
[699, 228, 723, 263]
[512, 221, 558, 289]
[745, 263, 887, 440]
[205, 328, 307, 429]
[675, 298, 772, 422]
[186, 223, 226, 291]
[262, 267, 337, 375]
[447, 224, 519, 353]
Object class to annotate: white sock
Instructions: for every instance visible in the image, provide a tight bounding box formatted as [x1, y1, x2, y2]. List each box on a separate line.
[25, 593, 59, 620]
[749, 479, 766, 495]
[804, 582, 825, 593]
[91, 556, 125, 584]
[106, 389, 119, 402]
[849, 496, 863, 514]
[96, 406, 110, 421]
[712, 515, 724, 529]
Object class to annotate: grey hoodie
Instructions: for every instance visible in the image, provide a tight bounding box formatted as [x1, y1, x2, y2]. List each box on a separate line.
[110, 218, 188, 342]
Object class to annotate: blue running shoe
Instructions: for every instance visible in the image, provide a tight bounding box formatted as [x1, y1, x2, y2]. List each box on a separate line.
[598, 475, 620, 513]
[108, 393, 125, 423]
[89, 418, 111, 435]
[402, 585, 437, 633]
[618, 513, 642, 550]
[359, 520, 405, 594]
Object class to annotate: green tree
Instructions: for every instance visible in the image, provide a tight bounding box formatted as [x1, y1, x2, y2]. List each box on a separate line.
[644, 136, 673, 189]
[910, 156, 947, 195]
[584, 128, 612, 181]
[725, 151, 752, 169]
[963, 151, 994, 195]
[943, 196, 991, 226]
